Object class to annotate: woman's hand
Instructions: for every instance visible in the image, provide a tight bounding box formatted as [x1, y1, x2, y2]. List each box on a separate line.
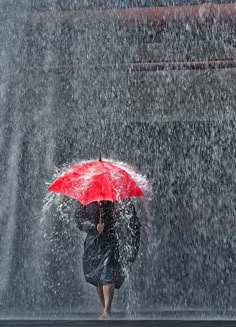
[96, 223, 104, 234]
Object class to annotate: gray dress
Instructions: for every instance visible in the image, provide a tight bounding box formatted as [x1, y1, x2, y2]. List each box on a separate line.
[74, 200, 141, 289]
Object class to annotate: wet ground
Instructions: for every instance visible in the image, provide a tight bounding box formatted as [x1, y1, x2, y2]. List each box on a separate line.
[2, 311, 236, 326]
[1, 321, 236, 327]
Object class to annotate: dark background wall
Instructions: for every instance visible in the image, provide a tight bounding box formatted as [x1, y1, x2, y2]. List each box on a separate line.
[1, 0, 236, 317]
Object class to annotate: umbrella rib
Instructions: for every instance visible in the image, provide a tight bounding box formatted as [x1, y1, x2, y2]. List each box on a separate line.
[100, 161, 115, 201]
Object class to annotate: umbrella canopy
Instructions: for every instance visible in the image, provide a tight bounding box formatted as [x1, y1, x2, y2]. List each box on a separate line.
[48, 159, 144, 206]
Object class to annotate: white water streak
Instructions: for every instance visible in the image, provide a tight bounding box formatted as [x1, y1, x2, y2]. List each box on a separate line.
[0, 116, 23, 300]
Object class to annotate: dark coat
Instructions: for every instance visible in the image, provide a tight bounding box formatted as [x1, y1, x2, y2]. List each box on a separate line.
[74, 200, 141, 289]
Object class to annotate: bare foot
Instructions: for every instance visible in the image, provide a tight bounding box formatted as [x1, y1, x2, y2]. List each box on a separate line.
[98, 312, 110, 320]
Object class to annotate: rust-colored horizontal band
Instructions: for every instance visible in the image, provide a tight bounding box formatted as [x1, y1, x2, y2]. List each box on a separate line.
[30, 4, 236, 25]
[26, 59, 236, 72]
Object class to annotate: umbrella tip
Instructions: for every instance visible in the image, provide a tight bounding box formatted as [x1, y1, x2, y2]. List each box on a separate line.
[99, 152, 102, 161]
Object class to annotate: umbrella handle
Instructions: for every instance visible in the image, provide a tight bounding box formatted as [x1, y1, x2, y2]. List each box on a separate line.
[99, 207, 102, 224]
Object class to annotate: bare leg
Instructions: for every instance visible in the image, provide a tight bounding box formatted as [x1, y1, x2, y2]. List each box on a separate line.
[96, 284, 105, 308]
[98, 283, 115, 319]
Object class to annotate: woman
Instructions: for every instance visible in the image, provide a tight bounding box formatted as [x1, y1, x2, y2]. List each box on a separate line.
[74, 200, 141, 320]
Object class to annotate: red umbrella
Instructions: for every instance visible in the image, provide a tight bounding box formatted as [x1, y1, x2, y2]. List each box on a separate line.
[48, 155, 144, 207]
